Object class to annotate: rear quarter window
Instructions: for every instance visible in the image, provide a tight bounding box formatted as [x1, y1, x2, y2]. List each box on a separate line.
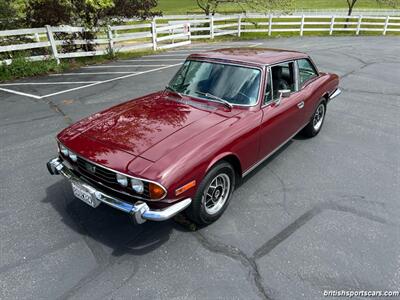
[297, 59, 318, 87]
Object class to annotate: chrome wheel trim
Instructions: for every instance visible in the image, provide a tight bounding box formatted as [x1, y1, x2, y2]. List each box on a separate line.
[203, 173, 231, 215]
[313, 103, 325, 131]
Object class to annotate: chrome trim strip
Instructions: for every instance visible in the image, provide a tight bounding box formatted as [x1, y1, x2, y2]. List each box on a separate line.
[47, 157, 191, 223]
[329, 88, 341, 100]
[56, 139, 168, 200]
[242, 125, 306, 177]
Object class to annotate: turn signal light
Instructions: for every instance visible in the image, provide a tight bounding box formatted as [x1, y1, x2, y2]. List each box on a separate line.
[175, 180, 196, 196]
[149, 182, 166, 200]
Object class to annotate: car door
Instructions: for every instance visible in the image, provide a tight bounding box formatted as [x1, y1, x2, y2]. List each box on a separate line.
[258, 61, 307, 160]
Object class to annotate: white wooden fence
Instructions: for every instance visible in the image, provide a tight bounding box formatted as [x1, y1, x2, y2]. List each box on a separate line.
[0, 22, 191, 65]
[1, 14, 399, 65]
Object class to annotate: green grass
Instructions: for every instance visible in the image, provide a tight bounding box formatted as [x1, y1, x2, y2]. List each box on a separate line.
[0, 57, 66, 81]
[156, 0, 394, 14]
[0, 49, 163, 82]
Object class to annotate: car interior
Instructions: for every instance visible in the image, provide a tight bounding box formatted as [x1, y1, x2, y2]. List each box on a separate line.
[271, 62, 296, 99]
[264, 62, 297, 105]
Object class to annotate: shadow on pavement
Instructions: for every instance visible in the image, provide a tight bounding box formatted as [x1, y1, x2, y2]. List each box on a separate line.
[42, 180, 191, 258]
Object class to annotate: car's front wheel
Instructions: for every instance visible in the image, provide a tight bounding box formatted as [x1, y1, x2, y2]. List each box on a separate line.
[186, 161, 235, 226]
[302, 100, 326, 137]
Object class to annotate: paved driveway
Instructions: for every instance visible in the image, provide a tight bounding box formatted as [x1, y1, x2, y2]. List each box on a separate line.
[1, 37, 399, 300]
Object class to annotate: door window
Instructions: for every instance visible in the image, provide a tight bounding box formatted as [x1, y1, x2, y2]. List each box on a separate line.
[297, 59, 318, 87]
[267, 62, 296, 101]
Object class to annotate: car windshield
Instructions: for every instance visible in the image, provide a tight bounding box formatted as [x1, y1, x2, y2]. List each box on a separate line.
[168, 60, 261, 106]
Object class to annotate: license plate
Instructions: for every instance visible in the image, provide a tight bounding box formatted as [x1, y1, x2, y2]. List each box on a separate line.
[71, 182, 100, 208]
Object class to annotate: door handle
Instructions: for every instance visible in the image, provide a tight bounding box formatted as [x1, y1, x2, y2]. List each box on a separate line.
[297, 101, 305, 109]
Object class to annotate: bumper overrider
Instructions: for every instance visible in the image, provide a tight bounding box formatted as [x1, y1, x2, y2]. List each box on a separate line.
[47, 157, 192, 224]
[329, 88, 341, 101]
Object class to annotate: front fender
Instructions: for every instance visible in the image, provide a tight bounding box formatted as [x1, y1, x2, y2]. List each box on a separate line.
[205, 151, 242, 176]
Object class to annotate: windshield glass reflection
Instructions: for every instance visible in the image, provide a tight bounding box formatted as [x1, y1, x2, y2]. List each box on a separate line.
[169, 60, 261, 106]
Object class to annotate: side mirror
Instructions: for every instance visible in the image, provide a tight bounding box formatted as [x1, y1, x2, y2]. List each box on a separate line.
[274, 89, 291, 106]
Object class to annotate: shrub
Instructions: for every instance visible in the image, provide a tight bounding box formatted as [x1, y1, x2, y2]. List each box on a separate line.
[0, 56, 65, 81]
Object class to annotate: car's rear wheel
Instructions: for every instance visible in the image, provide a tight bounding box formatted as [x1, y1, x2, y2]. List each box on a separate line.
[302, 100, 326, 137]
[186, 161, 235, 226]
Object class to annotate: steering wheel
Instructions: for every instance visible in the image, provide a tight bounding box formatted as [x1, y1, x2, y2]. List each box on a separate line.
[237, 92, 251, 104]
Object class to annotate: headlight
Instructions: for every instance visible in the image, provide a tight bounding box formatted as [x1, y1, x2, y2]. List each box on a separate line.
[69, 152, 78, 162]
[59, 144, 69, 157]
[116, 174, 128, 187]
[130, 178, 144, 194]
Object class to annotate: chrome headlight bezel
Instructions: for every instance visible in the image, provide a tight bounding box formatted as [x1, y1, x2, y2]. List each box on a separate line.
[131, 178, 144, 194]
[116, 173, 129, 187]
[68, 151, 78, 162]
[59, 144, 69, 157]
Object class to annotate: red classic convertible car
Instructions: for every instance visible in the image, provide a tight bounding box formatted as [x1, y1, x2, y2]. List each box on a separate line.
[47, 48, 340, 225]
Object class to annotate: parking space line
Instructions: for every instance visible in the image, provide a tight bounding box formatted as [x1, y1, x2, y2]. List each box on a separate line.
[0, 87, 42, 99]
[0, 81, 100, 86]
[82, 65, 170, 68]
[142, 54, 189, 57]
[41, 63, 183, 99]
[123, 59, 183, 62]
[167, 49, 209, 53]
[50, 72, 137, 76]
[249, 43, 263, 47]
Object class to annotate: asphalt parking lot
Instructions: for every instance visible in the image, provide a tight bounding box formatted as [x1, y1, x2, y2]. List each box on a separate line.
[1, 36, 399, 300]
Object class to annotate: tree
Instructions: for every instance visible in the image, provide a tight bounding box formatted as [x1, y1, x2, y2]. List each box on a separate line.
[346, 0, 400, 16]
[24, 0, 159, 53]
[196, 0, 221, 16]
[0, 0, 21, 29]
[25, 0, 159, 27]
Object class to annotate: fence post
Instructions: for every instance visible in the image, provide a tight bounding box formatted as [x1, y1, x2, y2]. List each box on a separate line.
[383, 15, 390, 35]
[300, 14, 305, 36]
[151, 20, 157, 51]
[237, 14, 242, 37]
[210, 16, 214, 39]
[34, 33, 40, 42]
[45, 25, 60, 64]
[268, 14, 272, 36]
[356, 15, 362, 35]
[329, 16, 335, 35]
[186, 23, 191, 42]
[107, 25, 114, 54]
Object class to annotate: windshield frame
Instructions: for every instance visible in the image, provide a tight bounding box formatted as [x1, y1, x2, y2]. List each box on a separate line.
[168, 59, 264, 108]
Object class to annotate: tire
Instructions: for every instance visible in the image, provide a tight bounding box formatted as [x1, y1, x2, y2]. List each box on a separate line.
[186, 161, 235, 226]
[302, 100, 326, 138]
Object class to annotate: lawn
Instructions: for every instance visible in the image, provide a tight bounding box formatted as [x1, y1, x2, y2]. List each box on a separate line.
[156, 0, 393, 14]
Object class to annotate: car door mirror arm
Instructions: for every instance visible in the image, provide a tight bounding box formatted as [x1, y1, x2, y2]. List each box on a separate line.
[274, 89, 291, 106]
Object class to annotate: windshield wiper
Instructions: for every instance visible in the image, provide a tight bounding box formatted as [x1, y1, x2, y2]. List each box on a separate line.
[165, 85, 183, 98]
[195, 91, 233, 110]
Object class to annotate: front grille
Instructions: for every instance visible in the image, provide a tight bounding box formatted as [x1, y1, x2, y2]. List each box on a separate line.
[77, 157, 116, 184]
[68, 156, 151, 199]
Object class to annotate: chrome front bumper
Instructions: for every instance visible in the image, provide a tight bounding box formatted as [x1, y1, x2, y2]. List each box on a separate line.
[329, 88, 341, 101]
[47, 157, 192, 224]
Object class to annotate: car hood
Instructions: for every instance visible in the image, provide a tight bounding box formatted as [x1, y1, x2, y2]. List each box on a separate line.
[59, 91, 239, 163]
